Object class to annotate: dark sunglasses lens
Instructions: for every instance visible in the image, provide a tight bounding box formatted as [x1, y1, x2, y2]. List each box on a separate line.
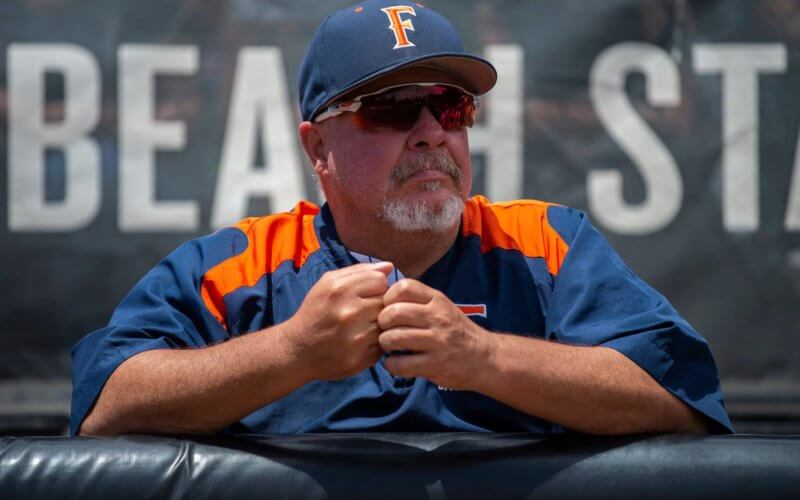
[432, 94, 475, 129]
[352, 87, 475, 131]
[352, 100, 421, 130]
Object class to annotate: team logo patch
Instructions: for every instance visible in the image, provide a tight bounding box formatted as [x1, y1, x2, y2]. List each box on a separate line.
[456, 304, 487, 318]
[381, 5, 417, 49]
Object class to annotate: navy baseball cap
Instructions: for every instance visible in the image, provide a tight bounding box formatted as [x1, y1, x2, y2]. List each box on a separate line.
[298, 0, 497, 122]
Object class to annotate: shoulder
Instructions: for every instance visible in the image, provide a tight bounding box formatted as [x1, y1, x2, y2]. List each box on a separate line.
[218, 200, 321, 268]
[199, 201, 322, 326]
[462, 196, 583, 275]
[164, 201, 322, 274]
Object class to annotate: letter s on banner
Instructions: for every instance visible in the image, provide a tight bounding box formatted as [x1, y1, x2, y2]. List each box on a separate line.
[589, 42, 683, 235]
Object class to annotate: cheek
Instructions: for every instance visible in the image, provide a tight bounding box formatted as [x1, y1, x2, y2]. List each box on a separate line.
[330, 137, 401, 193]
[450, 132, 473, 193]
[345, 137, 403, 180]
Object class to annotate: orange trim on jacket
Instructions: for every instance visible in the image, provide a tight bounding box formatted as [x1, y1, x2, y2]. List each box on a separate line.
[462, 195, 569, 276]
[200, 201, 321, 328]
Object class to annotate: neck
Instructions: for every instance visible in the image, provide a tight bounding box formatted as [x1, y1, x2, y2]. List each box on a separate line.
[331, 208, 460, 279]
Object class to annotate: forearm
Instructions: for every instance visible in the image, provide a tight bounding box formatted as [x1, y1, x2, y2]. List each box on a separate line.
[79, 322, 310, 436]
[471, 333, 709, 435]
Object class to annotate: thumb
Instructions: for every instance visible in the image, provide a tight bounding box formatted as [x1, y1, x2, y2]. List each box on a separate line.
[369, 261, 395, 276]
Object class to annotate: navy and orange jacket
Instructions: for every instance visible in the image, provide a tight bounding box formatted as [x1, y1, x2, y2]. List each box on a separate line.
[71, 196, 733, 435]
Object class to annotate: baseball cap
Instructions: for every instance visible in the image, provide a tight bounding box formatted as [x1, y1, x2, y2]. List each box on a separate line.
[298, 0, 497, 122]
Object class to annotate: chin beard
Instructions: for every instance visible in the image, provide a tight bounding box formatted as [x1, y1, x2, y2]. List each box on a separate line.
[381, 190, 465, 232]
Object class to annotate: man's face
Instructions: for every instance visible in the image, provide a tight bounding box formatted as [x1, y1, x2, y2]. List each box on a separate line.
[316, 92, 473, 233]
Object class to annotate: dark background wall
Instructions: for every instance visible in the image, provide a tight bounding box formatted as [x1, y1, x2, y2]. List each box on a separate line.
[1, 0, 798, 434]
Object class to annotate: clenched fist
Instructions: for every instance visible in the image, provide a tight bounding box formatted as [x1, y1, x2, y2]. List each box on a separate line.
[283, 262, 393, 381]
[377, 279, 497, 391]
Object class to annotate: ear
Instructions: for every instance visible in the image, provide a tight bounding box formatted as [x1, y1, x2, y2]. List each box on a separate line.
[298, 121, 327, 175]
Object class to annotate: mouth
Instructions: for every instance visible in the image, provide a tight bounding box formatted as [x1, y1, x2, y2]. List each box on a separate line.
[406, 169, 452, 183]
[391, 153, 462, 187]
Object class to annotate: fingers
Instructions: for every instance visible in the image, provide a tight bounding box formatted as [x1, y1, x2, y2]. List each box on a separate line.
[359, 297, 385, 319]
[384, 279, 436, 306]
[335, 261, 394, 280]
[326, 263, 393, 298]
[367, 261, 395, 276]
[383, 352, 432, 379]
[379, 327, 437, 352]
[377, 302, 429, 330]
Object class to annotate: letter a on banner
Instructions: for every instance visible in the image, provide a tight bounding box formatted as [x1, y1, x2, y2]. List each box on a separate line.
[785, 129, 800, 231]
[211, 48, 305, 229]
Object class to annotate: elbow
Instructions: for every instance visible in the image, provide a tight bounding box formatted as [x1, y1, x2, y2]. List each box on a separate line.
[78, 405, 224, 436]
[76, 408, 120, 436]
[675, 409, 714, 434]
[572, 405, 709, 436]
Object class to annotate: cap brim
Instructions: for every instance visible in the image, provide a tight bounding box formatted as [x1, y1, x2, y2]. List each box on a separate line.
[403, 54, 497, 95]
[314, 53, 497, 119]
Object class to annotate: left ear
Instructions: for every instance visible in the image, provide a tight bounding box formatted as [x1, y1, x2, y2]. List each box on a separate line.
[298, 121, 328, 175]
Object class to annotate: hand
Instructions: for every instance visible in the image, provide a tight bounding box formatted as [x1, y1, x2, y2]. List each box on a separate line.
[377, 279, 497, 390]
[284, 262, 393, 381]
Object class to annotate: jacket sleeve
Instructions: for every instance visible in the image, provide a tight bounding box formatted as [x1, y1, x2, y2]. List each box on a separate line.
[543, 205, 734, 433]
[69, 228, 247, 436]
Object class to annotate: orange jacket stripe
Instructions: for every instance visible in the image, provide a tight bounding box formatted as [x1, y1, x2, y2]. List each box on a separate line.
[462, 195, 569, 276]
[200, 201, 321, 328]
[457, 305, 487, 316]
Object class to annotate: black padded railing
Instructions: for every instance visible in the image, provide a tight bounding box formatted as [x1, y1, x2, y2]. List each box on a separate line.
[1, 433, 799, 499]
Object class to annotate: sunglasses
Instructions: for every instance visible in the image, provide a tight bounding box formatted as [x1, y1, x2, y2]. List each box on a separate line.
[314, 83, 478, 131]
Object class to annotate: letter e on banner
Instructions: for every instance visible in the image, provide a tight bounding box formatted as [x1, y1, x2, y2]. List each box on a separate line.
[118, 44, 200, 232]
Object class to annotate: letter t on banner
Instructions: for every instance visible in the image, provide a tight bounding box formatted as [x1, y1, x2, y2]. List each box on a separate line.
[694, 44, 787, 232]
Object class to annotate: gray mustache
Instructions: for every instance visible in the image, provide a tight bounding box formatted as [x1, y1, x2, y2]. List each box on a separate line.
[391, 152, 462, 186]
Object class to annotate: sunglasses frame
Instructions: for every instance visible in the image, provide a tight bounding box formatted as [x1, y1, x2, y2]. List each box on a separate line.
[314, 82, 479, 129]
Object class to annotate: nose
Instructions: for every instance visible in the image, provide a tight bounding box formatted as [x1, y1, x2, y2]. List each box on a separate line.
[406, 106, 447, 152]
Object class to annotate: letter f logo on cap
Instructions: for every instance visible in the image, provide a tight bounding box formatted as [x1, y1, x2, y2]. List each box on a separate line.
[381, 5, 417, 49]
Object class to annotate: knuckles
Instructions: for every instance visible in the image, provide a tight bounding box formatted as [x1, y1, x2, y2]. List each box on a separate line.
[395, 279, 415, 294]
[386, 279, 420, 303]
[326, 281, 347, 300]
[335, 305, 359, 324]
[377, 305, 398, 329]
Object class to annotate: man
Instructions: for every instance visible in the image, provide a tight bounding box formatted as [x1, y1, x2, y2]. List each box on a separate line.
[72, 0, 733, 436]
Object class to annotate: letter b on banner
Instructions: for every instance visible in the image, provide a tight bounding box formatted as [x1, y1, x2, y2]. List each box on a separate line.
[8, 44, 101, 231]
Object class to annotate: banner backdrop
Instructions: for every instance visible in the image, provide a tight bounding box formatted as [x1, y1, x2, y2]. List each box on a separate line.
[1, 0, 799, 411]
